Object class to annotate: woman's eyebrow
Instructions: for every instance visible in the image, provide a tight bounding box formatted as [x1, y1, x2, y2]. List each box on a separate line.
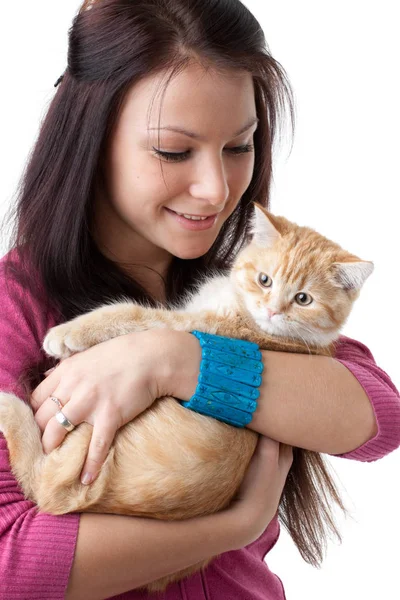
[147, 116, 259, 141]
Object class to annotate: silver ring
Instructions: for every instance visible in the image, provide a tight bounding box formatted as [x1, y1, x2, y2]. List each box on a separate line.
[55, 410, 76, 432]
[50, 396, 63, 410]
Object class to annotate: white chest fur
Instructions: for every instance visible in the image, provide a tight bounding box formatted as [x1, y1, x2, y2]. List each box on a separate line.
[182, 274, 239, 317]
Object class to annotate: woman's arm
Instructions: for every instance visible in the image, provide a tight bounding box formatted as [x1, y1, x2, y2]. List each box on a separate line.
[172, 333, 400, 460]
[249, 349, 378, 454]
[66, 435, 292, 600]
[66, 510, 236, 600]
[0, 463, 238, 600]
[0, 422, 235, 600]
[0, 426, 289, 600]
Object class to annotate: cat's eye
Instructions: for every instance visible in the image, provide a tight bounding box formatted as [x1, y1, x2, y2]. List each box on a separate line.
[258, 273, 272, 288]
[295, 292, 313, 306]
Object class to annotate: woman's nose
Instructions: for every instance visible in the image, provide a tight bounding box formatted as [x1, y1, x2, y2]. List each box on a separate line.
[190, 157, 230, 208]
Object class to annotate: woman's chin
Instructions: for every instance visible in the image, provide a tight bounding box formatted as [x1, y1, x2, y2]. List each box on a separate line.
[170, 243, 213, 260]
[174, 250, 208, 260]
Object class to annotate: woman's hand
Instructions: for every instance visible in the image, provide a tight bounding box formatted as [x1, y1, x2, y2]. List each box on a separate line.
[224, 435, 293, 547]
[30, 328, 185, 485]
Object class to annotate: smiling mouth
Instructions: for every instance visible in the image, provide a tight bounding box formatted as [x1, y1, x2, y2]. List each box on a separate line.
[164, 207, 219, 230]
[170, 210, 218, 221]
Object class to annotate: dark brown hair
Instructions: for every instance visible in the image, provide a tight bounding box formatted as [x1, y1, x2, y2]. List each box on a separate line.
[2, 0, 349, 569]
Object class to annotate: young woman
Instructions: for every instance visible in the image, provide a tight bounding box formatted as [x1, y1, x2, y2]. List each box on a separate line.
[1, 1, 399, 599]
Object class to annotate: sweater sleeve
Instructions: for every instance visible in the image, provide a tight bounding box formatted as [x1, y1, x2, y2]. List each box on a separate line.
[329, 334, 400, 462]
[0, 255, 80, 600]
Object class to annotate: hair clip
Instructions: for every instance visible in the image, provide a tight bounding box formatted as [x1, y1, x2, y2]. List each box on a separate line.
[54, 75, 64, 88]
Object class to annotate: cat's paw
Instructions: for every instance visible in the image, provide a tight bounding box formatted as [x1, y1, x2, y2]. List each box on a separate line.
[43, 306, 127, 359]
[43, 302, 161, 359]
[43, 320, 90, 359]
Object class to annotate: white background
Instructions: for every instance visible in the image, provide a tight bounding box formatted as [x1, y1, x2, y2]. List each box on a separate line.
[0, 1, 399, 598]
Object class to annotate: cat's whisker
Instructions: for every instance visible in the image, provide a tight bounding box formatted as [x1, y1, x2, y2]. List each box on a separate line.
[299, 324, 326, 347]
[294, 331, 313, 355]
[285, 322, 313, 355]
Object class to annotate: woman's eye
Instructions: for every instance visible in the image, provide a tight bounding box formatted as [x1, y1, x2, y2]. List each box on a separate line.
[258, 273, 272, 288]
[152, 144, 254, 163]
[152, 148, 190, 162]
[228, 144, 254, 156]
[294, 292, 313, 306]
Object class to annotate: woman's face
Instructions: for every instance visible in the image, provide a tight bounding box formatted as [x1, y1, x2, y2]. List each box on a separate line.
[94, 61, 258, 275]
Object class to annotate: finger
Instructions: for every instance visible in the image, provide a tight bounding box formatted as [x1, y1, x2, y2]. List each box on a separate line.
[44, 367, 57, 377]
[256, 435, 280, 459]
[30, 369, 63, 412]
[41, 402, 80, 454]
[279, 443, 294, 467]
[277, 444, 294, 484]
[34, 395, 66, 434]
[80, 417, 119, 485]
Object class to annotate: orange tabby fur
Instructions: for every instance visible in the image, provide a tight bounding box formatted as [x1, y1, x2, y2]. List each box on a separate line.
[0, 204, 373, 592]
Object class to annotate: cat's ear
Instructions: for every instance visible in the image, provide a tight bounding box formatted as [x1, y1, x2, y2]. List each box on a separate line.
[250, 203, 281, 248]
[331, 261, 374, 290]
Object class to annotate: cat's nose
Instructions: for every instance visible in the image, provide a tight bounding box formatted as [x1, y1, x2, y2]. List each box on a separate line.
[267, 309, 279, 318]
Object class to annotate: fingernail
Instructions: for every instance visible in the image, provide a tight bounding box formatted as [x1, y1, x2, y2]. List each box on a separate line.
[81, 473, 93, 485]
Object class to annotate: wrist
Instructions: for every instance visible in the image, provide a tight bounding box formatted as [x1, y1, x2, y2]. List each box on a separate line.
[150, 329, 201, 400]
[213, 508, 248, 552]
[180, 331, 262, 427]
[215, 508, 256, 551]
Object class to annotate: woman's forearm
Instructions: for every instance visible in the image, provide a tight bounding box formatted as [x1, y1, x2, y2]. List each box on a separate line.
[170, 333, 378, 456]
[66, 510, 238, 600]
[248, 350, 377, 454]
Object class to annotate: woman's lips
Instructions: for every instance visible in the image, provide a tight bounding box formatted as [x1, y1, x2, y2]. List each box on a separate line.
[165, 207, 218, 231]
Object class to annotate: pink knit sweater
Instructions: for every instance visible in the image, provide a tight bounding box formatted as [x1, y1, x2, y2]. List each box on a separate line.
[1, 251, 399, 600]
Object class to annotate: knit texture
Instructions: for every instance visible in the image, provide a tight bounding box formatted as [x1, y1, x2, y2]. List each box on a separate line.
[0, 250, 399, 600]
[333, 335, 400, 461]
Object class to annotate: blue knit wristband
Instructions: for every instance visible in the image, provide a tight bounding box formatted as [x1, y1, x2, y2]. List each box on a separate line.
[180, 330, 263, 427]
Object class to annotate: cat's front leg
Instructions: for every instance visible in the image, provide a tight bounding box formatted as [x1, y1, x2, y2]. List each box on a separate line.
[43, 302, 239, 361]
[0, 393, 44, 501]
[43, 301, 169, 359]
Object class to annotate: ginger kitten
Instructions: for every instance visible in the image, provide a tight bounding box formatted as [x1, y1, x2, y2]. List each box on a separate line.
[0, 203, 373, 592]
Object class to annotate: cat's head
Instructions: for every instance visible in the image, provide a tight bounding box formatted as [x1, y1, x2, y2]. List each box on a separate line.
[231, 203, 373, 346]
